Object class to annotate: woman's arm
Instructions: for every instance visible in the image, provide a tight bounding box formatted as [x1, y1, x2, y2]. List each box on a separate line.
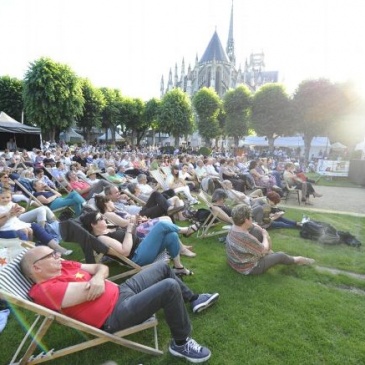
[104, 211, 128, 227]
[35, 191, 60, 205]
[97, 224, 135, 257]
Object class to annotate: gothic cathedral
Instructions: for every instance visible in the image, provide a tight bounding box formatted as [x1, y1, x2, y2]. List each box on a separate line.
[160, 2, 278, 99]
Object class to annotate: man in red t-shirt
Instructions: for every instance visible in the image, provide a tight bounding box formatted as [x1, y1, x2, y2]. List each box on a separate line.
[20, 246, 220, 363]
[65, 171, 110, 200]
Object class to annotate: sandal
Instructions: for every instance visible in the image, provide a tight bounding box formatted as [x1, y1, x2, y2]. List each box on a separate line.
[183, 223, 201, 237]
[173, 266, 194, 276]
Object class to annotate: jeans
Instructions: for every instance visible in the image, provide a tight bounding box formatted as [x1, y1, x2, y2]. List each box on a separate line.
[249, 252, 295, 275]
[103, 261, 193, 341]
[49, 191, 85, 216]
[132, 221, 180, 265]
[270, 217, 297, 229]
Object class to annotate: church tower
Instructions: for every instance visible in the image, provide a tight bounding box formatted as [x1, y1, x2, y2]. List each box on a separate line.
[160, 0, 278, 98]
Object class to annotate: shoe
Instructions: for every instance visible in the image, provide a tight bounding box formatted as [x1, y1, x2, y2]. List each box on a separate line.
[180, 248, 197, 257]
[189, 199, 199, 205]
[167, 206, 185, 216]
[61, 249, 73, 257]
[169, 337, 211, 363]
[301, 215, 310, 224]
[191, 293, 219, 313]
[183, 223, 201, 237]
[173, 266, 194, 276]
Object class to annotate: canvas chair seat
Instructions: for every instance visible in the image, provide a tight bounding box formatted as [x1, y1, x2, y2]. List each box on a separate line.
[0, 251, 162, 364]
[196, 191, 232, 238]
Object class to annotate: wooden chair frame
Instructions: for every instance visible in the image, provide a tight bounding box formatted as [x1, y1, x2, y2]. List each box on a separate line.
[0, 253, 162, 364]
[196, 191, 232, 238]
[283, 181, 301, 205]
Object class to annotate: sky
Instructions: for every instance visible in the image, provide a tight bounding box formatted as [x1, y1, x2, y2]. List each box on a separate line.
[1, 0, 365, 101]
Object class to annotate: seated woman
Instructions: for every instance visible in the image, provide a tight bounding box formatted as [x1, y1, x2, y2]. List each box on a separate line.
[80, 211, 194, 276]
[0, 188, 71, 256]
[219, 158, 247, 192]
[283, 162, 322, 205]
[226, 204, 315, 275]
[248, 160, 280, 194]
[166, 165, 199, 205]
[94, 194, 196, 257]
[32, 180, 86, 216]
[209, 189, 234, 224]
[251, 191, 302, 229]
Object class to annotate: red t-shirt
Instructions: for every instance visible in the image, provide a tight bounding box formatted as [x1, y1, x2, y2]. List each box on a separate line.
[29, 261, 119, 328]
[69, 181, 90, 198]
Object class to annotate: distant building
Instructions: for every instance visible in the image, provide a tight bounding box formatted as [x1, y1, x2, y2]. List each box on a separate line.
[160, 2, 278, 98]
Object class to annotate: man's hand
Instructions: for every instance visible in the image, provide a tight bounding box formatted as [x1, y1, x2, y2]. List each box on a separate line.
[85, 276, 106, 301]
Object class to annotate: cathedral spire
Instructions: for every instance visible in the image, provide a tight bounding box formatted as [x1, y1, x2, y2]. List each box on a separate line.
[226, 0, 236, 66]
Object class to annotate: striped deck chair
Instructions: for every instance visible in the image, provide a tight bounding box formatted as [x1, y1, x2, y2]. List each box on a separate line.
[196, 191, 232, 239]
[0, 251, 162, 364]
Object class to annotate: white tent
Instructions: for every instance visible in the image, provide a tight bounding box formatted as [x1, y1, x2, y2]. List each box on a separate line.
[330, 142, 347, 151]
[274, 136, 304, 148]
[59, 128, 84, 143]
[98, 129, 124, 142]
[239, 136, 268, 147]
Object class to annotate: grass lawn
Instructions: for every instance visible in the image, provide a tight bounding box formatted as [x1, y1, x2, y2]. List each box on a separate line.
[3, 190, 365, 364]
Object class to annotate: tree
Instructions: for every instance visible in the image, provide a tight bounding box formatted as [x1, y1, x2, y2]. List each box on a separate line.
[159, 89, 194, 147]
[77, 79, 105, 142]
[223, 85, 252, 146]
[23, 57, 84, 141]
[100, 88, 122, 143]
[192, 87, 222, 145]
[0, 76, 24, 122]
[292, 79, 346, 161]
[144, 98, 161, 146]
[251, 83, 292, 151]
[120, 97, 146, 146]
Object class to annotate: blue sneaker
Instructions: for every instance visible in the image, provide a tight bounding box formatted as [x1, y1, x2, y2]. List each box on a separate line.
[169, 337, 211, 363]
[191, 293, 219, 313]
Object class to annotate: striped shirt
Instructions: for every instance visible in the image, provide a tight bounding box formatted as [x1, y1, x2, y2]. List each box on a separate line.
[226, 227, 267, 275]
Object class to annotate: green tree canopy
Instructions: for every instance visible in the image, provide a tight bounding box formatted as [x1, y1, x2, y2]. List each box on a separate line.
[77, 79, 105, 142]
[144, 98, 161, 146]
[159, 89, 194, 147]
[0, 76, 24, 122]
[192, 87, 222, 144]
[292, 79, 346, 161]
[251, 83, 292, 151]
[23, 57, 84, 141]
[223, 85, 252, 146]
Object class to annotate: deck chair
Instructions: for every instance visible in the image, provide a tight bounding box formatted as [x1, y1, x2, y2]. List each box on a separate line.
[283, 180, 301, 205]
[0, 251, 162, 365]
[59, 218, 143, 281]
[13, 179, 74, 214]
[160, 166, 172, 177]
[196, 191, 232, 239]
[43, 167, 72, 193]
[149, 169, 170, 191]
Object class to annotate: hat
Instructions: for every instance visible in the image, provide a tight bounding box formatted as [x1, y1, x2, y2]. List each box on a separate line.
[87, 169, 100, 176]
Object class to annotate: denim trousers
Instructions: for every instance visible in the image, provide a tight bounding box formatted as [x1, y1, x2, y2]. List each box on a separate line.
[103, 261, 193, 341]
[49, 191, 85, 216]
[270, 217, 297, 229]
[132, 221, 180, 265]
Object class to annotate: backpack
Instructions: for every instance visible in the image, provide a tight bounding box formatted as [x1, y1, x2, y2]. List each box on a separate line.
[338, 231, 362, 247]
[300, 220, 340, 245]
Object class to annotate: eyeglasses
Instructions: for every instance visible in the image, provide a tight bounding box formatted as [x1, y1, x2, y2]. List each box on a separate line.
[33, 251, 60, 265]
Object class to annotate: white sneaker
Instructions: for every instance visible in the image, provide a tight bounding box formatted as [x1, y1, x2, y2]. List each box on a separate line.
[189, 199, 199, 205]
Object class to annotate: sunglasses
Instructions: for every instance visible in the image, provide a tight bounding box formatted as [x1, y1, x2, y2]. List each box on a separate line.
[94, 213, 105, 223]
[33, 251, 61, 265]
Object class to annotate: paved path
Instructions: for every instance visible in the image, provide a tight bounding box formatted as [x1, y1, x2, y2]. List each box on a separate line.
[282, 185, 365, 216]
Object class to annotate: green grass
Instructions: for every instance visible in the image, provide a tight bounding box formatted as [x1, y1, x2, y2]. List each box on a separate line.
[307, 173, 361, 188]
[3, 206, 365, 364]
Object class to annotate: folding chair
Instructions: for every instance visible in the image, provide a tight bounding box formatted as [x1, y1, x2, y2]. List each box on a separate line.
[196, 191, 232, 238]
[283, 180, 301, 205]
[13, 179, 74, 214]
[0, 252, 162, 365]
[43, 166, 72, 193]
[149, 169, 170, 192]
